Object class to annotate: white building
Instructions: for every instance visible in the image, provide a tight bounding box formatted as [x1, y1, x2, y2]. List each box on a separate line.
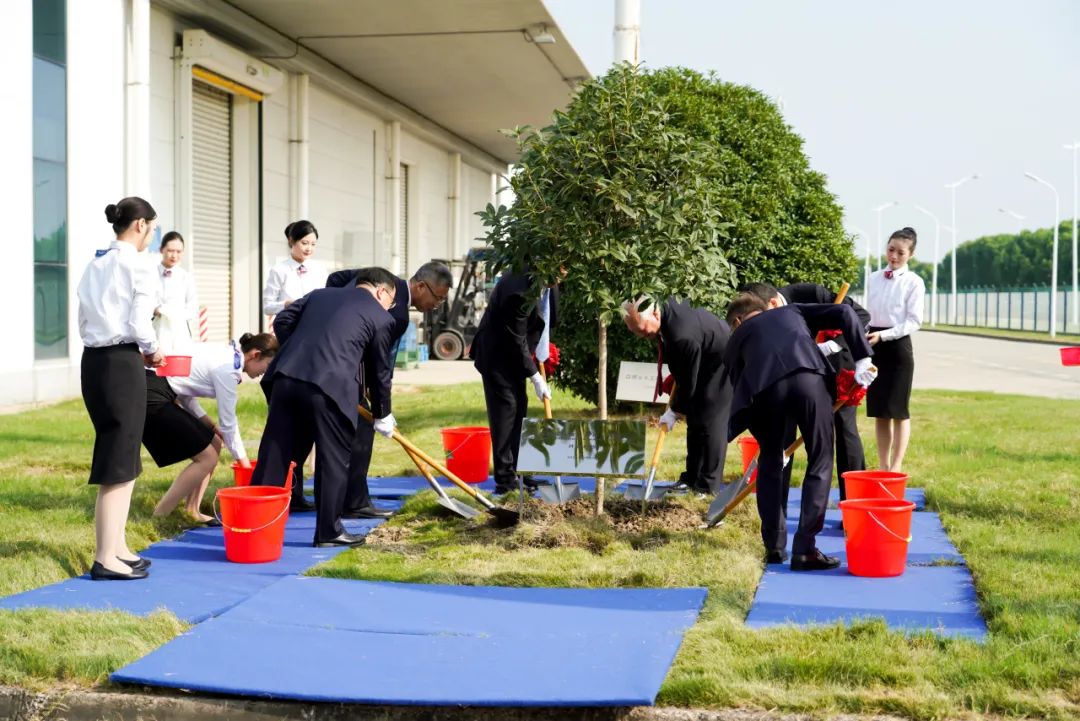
[3, 0, 588, 406]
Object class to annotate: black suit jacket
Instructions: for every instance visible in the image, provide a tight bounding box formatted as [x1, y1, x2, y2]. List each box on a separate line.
[659, 298, 731, 417]
[725, 304, 873, 439]
[779, 283, 871, 373]
[326, 269, 411, 345]
[265, 287, 395, 425]
[469, 272, 555, 379]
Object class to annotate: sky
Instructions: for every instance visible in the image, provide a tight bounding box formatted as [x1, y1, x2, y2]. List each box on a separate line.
[544, 0, 1080, 262]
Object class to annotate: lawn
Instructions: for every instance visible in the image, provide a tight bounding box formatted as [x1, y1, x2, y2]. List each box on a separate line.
[0, 382, 1078, 720]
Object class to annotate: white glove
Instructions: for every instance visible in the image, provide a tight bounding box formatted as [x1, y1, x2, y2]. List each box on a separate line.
[373, 413, 396, 438]
[529, 372, 551, 402]
[817, 340, 842, 357]
[659, 409, 678, 432]
[854, 357, 878, 387]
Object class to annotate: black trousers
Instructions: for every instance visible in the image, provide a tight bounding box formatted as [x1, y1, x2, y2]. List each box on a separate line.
[481, 367, 527, 488]
[680, 387, 733, 493]
[747, 371, 834, 556]
[343, 399, 375, 511]
[252, 376, 353, 542]
[781, 403, 865, 507]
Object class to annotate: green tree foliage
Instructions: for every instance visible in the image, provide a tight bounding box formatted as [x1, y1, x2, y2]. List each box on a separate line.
[481, 65, 856, 405]
[936, 222, 1074, 288]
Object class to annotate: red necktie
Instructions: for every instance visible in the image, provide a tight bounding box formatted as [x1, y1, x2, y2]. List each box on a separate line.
[653, 338, 664, 403]
[884, 269, 894, 280]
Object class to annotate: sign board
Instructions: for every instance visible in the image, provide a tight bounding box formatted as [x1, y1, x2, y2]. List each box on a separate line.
[516, 419, 646, 477]
[615, 361, 669, 404]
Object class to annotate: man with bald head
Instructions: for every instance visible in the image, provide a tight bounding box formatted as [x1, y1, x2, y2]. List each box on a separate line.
[622, 297, 733, 494]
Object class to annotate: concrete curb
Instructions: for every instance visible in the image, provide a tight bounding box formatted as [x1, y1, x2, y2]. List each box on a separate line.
[0, 685, 915, 721]
[922, 327, 1072, 347]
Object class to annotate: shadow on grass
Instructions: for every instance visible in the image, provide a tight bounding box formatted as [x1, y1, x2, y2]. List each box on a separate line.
[0, 539, 89, 579]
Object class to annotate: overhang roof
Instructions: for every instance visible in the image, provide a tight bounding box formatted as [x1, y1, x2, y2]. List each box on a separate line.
[215, 0, 591, 163]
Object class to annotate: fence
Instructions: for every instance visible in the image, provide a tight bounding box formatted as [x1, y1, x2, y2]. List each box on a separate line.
[851, 286, 1080, 336]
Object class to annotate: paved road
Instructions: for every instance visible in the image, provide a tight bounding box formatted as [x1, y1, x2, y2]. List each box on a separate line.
[914, 331, 1080, 399]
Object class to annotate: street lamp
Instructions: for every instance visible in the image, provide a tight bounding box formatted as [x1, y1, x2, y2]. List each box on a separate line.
[872, 201, 899, 271]
[998, 207, 1025, 234]
[1065, 141, 1080, 329]
[1025, 172, 1061, 338]
[913, 205, 941, 327]
[945, 174, 979, 325]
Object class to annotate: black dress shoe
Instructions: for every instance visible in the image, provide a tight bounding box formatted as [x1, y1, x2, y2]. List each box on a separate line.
[118, 555, 151, 571]
[341, 505, 393, 520]
[790, 549, 841, 572]
[764, 550, 789, 565]
[91, 561, 148, 581]
[201, 518, 223, 528]
[313, 532, 366, 548]
[290, 497, 316, 512]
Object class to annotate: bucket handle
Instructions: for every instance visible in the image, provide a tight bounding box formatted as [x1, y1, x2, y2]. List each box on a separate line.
[445, 430, 485, 459]
[877, 481, 900, 500]
[865, 511, 912, 543]
[212, 491, 291, 535]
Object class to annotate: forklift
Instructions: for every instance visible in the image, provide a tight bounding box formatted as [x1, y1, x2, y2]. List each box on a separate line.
[422, 247, 496, 360]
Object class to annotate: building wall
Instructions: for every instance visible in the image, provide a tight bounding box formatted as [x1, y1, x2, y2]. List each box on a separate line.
[401, 130, 452, 269]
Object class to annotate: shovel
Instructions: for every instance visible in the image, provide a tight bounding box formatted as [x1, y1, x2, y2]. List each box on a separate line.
[358, 406, 519, 527]
[535, 365, 581, 505]
[402, 445, 480, 520]
[625, 382, 676, 506]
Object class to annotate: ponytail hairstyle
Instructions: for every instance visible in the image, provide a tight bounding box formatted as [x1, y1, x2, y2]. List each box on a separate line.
[238, 332, 279, 358]
[105, 197, 157, 235]
[889, 226, 918, 252]
[284, 220, 318, 245]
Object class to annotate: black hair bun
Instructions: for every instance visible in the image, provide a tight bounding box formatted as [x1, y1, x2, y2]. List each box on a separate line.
[239, 332, 253, 344]
[105, 204, 119, 224]
[903, 226, 916, 234]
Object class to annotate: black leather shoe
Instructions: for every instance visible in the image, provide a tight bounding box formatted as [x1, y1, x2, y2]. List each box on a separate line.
[520, 476, 541, 490]
[117, 555, 151, 571]
[313, 532, 366, 548]
[341, 505, 393, 520]
[764, 550, 789, 565]
[91, 561, 148, 580]
[790, 549, 841, 572]
[290, 497, 316, 513]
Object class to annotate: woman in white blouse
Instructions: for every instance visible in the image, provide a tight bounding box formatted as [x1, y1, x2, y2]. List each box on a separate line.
[865, 227, 926, 472]
[153, 231, 198, 352]
[143, 333, 278, 523]
[262, 220, 327, 320]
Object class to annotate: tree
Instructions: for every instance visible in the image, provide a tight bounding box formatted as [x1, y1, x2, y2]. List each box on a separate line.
[481, 65, 856, 409]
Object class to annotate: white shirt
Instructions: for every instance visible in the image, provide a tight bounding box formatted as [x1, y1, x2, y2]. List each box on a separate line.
[167, 341, 247, 462]
[77, 240, 160, 354]
[154, 264, 198, 352]
[867, 265, 925, 341]
[262, 257, 328, 316]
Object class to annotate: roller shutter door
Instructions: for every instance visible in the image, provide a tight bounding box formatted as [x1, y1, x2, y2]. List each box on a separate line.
[399, 163, 409, 275]
[191, 80, 232, 342]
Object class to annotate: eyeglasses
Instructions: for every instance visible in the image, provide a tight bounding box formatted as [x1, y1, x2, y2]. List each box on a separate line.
[421, 280, 449, 305]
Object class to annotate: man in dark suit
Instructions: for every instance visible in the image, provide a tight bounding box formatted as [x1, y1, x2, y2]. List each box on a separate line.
[622, 297, 732, 494]
[469, 271, 557, 494]
[324, 262, 453, 518]
[724, 293, 875, 570]
[740, 282, 871, 504]
[251, 268, 398, 547]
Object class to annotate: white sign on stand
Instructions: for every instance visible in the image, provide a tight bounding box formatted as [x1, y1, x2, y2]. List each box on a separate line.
[616, 361, 670, 404]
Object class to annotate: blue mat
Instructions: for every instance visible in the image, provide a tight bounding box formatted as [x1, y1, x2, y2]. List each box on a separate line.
[746, 564, 987, 640]
[113, 576, 707, 706]
[0, 502, 398, 623]
[783, 509, 963, 565]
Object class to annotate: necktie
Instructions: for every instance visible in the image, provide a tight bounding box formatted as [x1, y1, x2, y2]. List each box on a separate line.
[653, 337, 664, 403]
[297, 264, 307, 276]
[163, 269, 172, 278]
[884, 269, 894, 280]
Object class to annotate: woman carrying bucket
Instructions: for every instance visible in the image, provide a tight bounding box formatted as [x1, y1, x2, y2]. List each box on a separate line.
[145, 333, 278, 524]
[77, 197, 163, 581]
[262, 220, 327, 320]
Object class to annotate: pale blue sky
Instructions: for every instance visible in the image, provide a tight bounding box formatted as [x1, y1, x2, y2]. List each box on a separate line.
[544, 0, 1080, 262]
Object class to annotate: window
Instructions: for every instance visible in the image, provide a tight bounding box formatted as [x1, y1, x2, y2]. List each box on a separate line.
[33, 0, 67, 360]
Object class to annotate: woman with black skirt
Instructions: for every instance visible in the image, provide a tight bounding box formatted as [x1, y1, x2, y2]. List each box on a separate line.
[866, 227, 926, 472]
[76, 197, 162, 580]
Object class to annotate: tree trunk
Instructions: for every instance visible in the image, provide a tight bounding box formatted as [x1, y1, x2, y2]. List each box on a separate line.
[596, 317, 607, 515]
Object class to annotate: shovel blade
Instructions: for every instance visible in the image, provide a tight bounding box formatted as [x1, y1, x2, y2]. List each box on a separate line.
[436, 496, 481, 520]
[537, 482, 581, 504]
[487, 506, 520, 528]
[705, 478, 752, 527]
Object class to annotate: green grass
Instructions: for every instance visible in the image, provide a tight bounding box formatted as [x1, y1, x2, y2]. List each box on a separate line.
[929, 324, 1080, 345]
[1, 384, 1079, 719]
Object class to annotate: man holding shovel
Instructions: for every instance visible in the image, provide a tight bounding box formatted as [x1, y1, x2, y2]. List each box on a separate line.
[724, 294, 876, 571]
[622, 298, 733, 495]
[470, 271, 558, 495]
[325, 262, 454, 519]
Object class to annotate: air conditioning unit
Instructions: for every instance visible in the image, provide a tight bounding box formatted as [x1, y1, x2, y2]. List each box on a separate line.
[182, 29, 284, 96]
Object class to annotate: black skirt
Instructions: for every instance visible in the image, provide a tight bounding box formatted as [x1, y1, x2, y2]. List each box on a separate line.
[143, 372, 215, 467]
[81, 344, 146, 485]
[866, 327, 914, 420]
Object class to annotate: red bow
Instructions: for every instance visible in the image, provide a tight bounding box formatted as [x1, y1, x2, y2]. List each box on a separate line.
[297, 264, 307, 276]
[816, 329, 843, 344]
[531, 343, 560, 377]
[884, 269, 894, 280]
[835, 368, 868, 407]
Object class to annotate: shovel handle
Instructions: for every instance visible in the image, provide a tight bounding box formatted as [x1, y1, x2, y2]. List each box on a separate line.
[357, 404, 492, 507]
[649, 425, 669, 471]
[833, 281, 851, 305]
[539, 364, 553, 420]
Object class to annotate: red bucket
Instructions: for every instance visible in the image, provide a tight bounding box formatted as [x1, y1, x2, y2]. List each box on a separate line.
[215, 462, 294, 563]
[842, 470, 908, 502]
[156, 355, 192, 377]
[737, 435, 759, 491]
[839, 498, 916, 577]
[1060, 347, 1080, 366]
[232, 460, 256, 487]
[440, 426, 491, 483]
